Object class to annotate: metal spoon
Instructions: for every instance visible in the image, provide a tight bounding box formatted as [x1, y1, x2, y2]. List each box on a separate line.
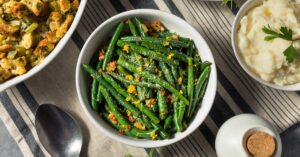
[35, 104, 83, 157]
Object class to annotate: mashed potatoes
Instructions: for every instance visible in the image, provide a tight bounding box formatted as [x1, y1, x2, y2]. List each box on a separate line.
[238, 0, 300, 85]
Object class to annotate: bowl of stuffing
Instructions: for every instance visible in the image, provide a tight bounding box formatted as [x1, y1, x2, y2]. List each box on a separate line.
[0, 0, 87, 91]
[76, 9, 217, 148]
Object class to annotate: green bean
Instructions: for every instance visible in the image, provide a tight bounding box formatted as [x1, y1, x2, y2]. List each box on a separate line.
[91, 78, 98, 112]
[171, 65, 180, 90]
[100, 76, 141, 117]
[143, 58, 155, 99]
[127, 127, 157, 138]
[103, 112, 157, 138]
[127, 17, 148, 98]
[142, 114, 153, 129]
[192, 75, 209, 116]
[157, 90, 168, 120]
[117, 40, 179, 66]
[177, 101, 186, 130]
[188, 66, 211, 118]
[186, 57, 194, 117]
[117, 56, 189, 105]
[91, 60, 103, 110]
[99, 85, 131, 129]
[159, 62, 175, 86]
[149, 148, 155, 157]
[170, 65, 179, 84]
[83, 65, 144, 116]
[181, 84, 188, 98]
[194, 57, 202, 79]
[152, 103, 159, 112]
[201, 61, 212, 72]
[116, 48, 123, 56]
[102, 22, 125, 70]
[145, 59, 156, 72]
[121, 36, 189, 48]
[103, 81, 141, 116]
[117, 50, 139, 66]
[117, 65, 130, 76]
[134, 56, 147, 102]
[96, 61, 104, 103]
[96, 86, 103, 103]
[133, 72, 146, 101]
[151, 121, 170, 139]
[141, 41, 188, 62]
[135, 17, 147, 37]
[128, 19, 138, 36]
[158, 32, 191, 43]
[108, 73, 161, 89]
[136, 86, 146, 101]
[173, 101, 183, 132]
[164, 115, 173, 130]
[100, 72, 160, 124]
[187, 41, 195, 57]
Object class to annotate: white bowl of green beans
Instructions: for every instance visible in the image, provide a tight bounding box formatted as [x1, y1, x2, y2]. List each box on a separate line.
[76, 9, 217, 148]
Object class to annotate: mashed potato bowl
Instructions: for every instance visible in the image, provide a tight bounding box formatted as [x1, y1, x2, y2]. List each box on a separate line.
[232, 0, 300, 91]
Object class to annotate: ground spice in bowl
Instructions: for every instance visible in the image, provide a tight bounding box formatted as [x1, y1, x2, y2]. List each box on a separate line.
[246, 131, 276, 157]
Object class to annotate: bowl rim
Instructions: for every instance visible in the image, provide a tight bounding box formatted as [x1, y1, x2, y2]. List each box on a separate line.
[231, 0, 300, 91]
[76, 9, 217, 148]
[0, 0, 87, 92]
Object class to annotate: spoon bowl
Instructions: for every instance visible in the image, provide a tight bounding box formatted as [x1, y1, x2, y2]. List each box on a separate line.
[35, 104, 83, 157]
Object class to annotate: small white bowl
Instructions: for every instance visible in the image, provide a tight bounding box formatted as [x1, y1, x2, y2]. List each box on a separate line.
[215, 114, 282, 157]
[76, 9, 217, 148]
[232, 0, 300, 91]
[0, 0, 87, 92]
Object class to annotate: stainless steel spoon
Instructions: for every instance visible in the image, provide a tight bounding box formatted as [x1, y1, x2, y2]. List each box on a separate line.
[35, 104, 83, 157]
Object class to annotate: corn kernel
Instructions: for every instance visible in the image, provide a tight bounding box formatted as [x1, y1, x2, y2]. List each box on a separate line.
[163, 41, 170, 46]
[137, 66, 142, 72]
[125, 97, 131, 101]
[178, 77, 183, 85]
[150, 131, 157, 140]
[179, 90, 183, 95]
[125, 75, 134, 81]
[123, 44, 130, 53]
[167, 53, 174, 60]
[133, 100, 141, 105]
[134, 122, 146, 130]
[127, 85, 137, 95]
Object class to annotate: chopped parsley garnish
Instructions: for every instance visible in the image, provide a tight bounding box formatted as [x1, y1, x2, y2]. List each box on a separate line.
[283, 44, 299, 63]
[263, 25, 292, 41]
[262, 25, 299, 63]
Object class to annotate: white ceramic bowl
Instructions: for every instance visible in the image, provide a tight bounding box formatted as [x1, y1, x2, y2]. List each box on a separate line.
[215, 114, 282, 157]
[76, 9, 217, 148]
[232, 0, 300, 91]
[0, 0, 87, 92]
